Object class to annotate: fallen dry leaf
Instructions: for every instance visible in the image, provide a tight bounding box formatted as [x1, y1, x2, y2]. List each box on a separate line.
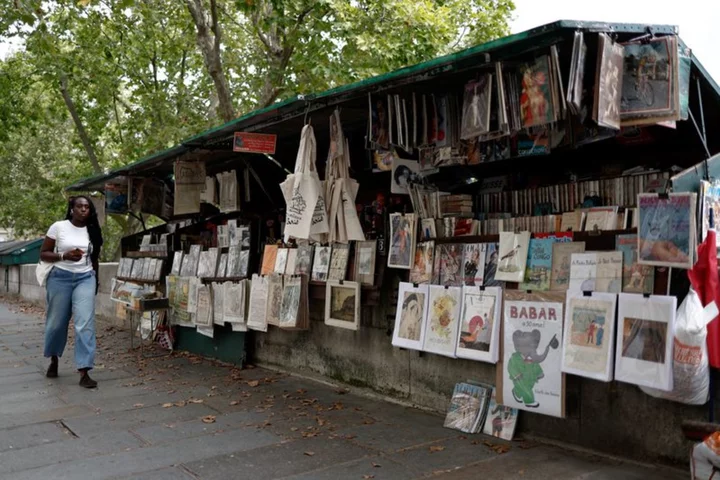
[174, 401, 186, 407]
[362, 475, 375, 479]
[429, 445, 446, 453]
[290, 427, 299, 432]
[162, 403, 173, 408]
[133, 403, 144, 408]
[188, 398, 204, 404]
[201, 415, 216, 424]
[247, 380, 260, 387]
[304, 451, 315, 456]
[230, 400, 239, 406]
[372, 463, 381, 468]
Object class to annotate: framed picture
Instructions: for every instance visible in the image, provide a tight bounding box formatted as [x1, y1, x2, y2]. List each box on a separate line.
[422, 285, 462, 358]
[392, 282, 429, 350]
[324, 280, 360, 330]
[502, 290, 565, 418]
[455, 286, 502, 363]
[615, 293, 676, 391]
[561, 291, 617, 382]
[311, 245, 332, 281]
[353, 240, 377, 286]
[388, 213, 417, 269]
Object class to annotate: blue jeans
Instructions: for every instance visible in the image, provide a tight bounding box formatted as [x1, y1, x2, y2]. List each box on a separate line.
[44, 268, 96, 370]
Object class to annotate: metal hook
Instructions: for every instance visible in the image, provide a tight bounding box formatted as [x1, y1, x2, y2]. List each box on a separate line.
[303, 102, 312, 126]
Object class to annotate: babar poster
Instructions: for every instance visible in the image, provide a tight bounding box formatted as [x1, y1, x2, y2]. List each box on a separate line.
[502, 291, 565, 418]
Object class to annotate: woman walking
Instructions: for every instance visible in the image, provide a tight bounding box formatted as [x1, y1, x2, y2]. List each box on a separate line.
[40, 196, 103, 388]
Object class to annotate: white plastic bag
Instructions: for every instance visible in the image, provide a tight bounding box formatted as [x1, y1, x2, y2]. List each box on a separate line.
[691, 433, 720, 480]
[641, 288, 716, 404]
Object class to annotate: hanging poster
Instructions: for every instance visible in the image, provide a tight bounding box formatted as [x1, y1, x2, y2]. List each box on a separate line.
[561, 291, 617, 381]
[247, 274, 269, 332]
[568, 252, 623, 293]
[392, 282, 429, 350]
[495, 231, 531, 283]
[483, 243, 503, 287]
[519, 238, 553, 291]
[460, 75, 493, 139]
[616, 234, 655, 294]
[615, 293, 676, 391]
[519, 56, 554, 128]
[311, 245, 331, 281]
[195, 284, 212, 327]
[391, 159, 421, 195]
[324, 280, 360, 330]
[462, 243, 486, 286]
[353, 240, 377, 286]
[410, 241, 434, 285]
[261, 244, 279, 275]
[328, 244, 350, 282]
[295, 244, 315, 276]
[435, 243, 463, 286]
[174, 161, 205, 215]
[502, 290, 564, 418]
[388, 213, 417, 270]
[637, 192, 695, 269]
[455, 286, 502, 363]
[594, 32, 624, 130]
[550, 242, 586, 291]
[422, 285, 462, 358]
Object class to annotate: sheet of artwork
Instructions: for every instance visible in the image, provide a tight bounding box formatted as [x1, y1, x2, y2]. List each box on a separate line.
[324, 280, 360, 330]
[502, 290, 565, 418]
[594, 32, 624, 130]
[455, 286, 502, 363]
[284, 249, 298, 275]
[180, 245, 201, 277]
[279, 275, 302, 329]
[391, 158, 420, 195]
[435, 243, 463, 286]
[261, 244, 279, 275]
[568, 252, 622, 293]
[561, 291, 617, 381]
[550, 242, 586, 291]
[295, 244, 315, 276]
[195, 284, 212, 327]
[410, 241, 434, 284]
[274, 248, 289, 274]
[519, 56, 554, 128]
[311, 245, 332, 281]
[462, 243, 487, 286]
[616, 234, 655, 294]
[354, 240, 377, 286]
[247, 274, 269, 332]
[482, 388, 518, 441]
[422, 285, 462, 358]
[637, 193, 695, 269]
[212, 282, 224, 326]
[388, 213, 417, 269]
[265, 273, 283, 327]
[392, 282, 429, 350]
[328, 244, 350, 282]
[495, 232, 531, 283]
[223, 281, 246, 325]
[615, 293, 676, 391]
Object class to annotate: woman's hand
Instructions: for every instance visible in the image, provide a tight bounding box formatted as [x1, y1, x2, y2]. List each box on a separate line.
[63, 249, 84, 262]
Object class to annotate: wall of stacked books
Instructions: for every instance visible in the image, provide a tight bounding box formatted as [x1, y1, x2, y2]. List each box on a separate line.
[89, 21, 720, 463]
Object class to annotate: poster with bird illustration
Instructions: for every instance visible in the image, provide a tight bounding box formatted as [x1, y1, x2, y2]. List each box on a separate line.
[495, 232, 531, 283]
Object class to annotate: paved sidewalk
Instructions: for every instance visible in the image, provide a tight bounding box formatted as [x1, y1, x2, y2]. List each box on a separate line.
[0, 297, 687, 480]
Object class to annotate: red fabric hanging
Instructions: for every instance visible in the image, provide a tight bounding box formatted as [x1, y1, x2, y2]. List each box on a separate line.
[687, 230, 720, 368]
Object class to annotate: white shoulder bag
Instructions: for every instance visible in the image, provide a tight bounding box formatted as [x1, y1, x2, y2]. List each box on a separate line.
[36, 246, 57, 287]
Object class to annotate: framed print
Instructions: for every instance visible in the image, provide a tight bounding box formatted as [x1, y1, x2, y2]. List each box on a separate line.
[502, 290, 565, 418]
[311, 245, 332, 281]
[615, 293, 676, 391]
[456, 286, 502, 363]
[388, 213, 417, 269]
[495, 232, 531, 283]
[328, 243, 350, 282]
[392, 282, 429, 350]
[353, 240, 377, 286]
[422, 285, 462, 358]
[324, 280, 360, 330]
[410, 241, 434, 284]
[561, 291, 617, 381]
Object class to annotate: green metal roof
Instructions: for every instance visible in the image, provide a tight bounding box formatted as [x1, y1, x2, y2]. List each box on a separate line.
[67, 19, 711, 192]
[0, 238, 43, 265]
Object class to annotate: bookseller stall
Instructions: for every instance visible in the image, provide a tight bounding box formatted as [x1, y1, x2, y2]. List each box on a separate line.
[66, 20, 720, 463]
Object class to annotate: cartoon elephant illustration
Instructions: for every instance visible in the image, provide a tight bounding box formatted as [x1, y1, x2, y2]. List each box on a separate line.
[508, 329, 559, 408]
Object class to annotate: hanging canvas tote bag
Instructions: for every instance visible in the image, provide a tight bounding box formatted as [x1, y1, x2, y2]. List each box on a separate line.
[36, 259, 53, 287]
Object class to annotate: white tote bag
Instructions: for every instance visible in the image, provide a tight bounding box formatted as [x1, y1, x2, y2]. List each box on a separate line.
[36, 260, 53, 287]
[281, 125, 328, 242]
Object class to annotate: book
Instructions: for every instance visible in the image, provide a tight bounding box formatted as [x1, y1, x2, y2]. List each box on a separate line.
[550, 242, 586, 291]
[568, 252, 623, 293]
[519, 238, 554, 291]
[482, 388, 518, 441]
[443, 382, 492, 434]
[560, 211, 585, 232]
[616, 234, 655, 294]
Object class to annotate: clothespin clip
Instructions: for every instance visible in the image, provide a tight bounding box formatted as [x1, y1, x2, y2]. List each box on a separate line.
[583, 290, 592, 297]
[589, 225, 602, 237]
[643, 292, 651, 298]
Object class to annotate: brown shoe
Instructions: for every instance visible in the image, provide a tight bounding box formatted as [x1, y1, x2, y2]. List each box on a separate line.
[46, 356, 58, 378]
[79, 372, 97, 389]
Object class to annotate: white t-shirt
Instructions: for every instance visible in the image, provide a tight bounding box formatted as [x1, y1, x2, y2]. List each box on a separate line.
[46, 220, 94, 273]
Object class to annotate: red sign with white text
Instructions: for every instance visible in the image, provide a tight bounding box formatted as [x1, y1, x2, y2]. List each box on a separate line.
[233, 132, 277, 154]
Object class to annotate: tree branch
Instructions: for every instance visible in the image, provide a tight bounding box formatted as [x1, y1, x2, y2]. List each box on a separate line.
[59, 73, 102, 175]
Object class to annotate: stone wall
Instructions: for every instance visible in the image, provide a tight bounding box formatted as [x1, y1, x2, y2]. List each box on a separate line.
[249, 276, 709, 465]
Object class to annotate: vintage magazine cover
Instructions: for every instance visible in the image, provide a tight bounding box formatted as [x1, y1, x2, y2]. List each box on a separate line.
[519, 238, 553, 291]
[435, 243, 463, 286]
[311, 246, 331, 281]
[615, 293, 676, 391]
[550, 242, 586, 291]
[462, 244, 486, 286]
[410, 241, 434, 285]
[422, 285, 462, 357]
[456, 286, 502, 363]
[482, 388, 518, 441]
[443, 382, 491, 434]
[392, 282, 429, 350]
[616, 234, 655, 294]
[637, 193, 696, 269]
[594, 33, 624, 130]
[519, 56, 555, 128]
[483, 243, 503, 287]
[388, 213, 417, 269]
[502, 290, 565, 418]
[561, 291, 617, 381]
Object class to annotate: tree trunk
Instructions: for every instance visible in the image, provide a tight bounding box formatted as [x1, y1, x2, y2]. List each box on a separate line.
[59, 73, 102, 175]
[185, 0, 235, 123]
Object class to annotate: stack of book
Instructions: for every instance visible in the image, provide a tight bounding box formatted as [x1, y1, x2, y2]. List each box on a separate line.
[441, 194, 473, 217]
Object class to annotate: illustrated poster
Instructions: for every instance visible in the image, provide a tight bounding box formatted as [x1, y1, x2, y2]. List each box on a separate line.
[422, 285, 462, 358]
[455, 286, 502, 363]
[495, 232, 531, 283]
[616, 234, 654, 294]
[388, 213, 416, 269]
[482, 388, 518, 441]
[550, 242, 586, 291]
[392, 282, 429, 351]
[462, 243, 486, 286]
[568, 252, 622, 293]
[519, 238, 553, 291]
[637, 193, 695, 269]
[410, 241, 434, 285]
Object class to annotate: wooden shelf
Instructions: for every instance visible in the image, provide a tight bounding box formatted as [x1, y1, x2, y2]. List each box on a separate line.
[434, 228, 638, 247]
[200, 276, 247, 283]
[115, 276, 163, 285]
[126, 251, 168, 258]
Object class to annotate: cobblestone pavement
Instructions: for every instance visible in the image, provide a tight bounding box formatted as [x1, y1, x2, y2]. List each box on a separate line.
[0, 297, 687, 480]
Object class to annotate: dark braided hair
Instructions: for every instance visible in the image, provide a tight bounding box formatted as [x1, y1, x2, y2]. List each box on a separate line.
[65, 195, 104, 266]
